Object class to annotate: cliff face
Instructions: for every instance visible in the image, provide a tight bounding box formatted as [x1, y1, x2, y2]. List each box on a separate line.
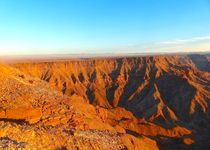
[14, 55, 210, 125]
[0, 64, 159, 150]
[1, 54, 209, 149]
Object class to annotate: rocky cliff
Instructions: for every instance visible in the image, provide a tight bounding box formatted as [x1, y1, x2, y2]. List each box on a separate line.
[0, 54, 209, 149]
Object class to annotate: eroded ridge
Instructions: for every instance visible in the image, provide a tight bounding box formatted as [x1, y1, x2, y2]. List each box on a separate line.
[0, 54, 209, 149]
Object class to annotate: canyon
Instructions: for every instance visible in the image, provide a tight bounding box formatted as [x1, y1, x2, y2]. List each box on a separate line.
[0, 54, 209, 149]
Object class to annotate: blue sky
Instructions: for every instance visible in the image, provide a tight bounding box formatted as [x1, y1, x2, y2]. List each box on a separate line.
[0, 0, 210, 55]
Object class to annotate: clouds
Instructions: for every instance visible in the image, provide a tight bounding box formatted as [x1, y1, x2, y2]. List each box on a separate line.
[159, 36, 210, 45]
[154, 36, 210, 53]
[0, 35, 209, 55]
[116, 35, 210, 54]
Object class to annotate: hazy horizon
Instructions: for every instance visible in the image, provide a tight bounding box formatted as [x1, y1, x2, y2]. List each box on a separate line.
[0, 0, 210, 55]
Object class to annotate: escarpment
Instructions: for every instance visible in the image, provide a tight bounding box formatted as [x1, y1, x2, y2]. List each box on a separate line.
[0, 54, 209, 149]
[13, 55, 210, 124]
[0, 63, 160, 149]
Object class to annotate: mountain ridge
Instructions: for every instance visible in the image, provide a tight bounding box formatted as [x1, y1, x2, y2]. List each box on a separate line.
[0, 54, 209, 149]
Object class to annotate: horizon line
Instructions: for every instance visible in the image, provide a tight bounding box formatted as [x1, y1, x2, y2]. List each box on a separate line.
[0, 51, 209, 58]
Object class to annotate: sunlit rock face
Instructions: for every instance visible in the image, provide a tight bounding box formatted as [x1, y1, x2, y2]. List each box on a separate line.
[0, 54, 209, 149]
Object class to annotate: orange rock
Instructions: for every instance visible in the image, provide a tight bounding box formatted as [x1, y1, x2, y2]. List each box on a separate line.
[121, 134, 159, 150]
[114, 125, 126, 134]
[0, 54, 209, 149]
[0, 110, 5, 118]
[5, 107, 42, 124]
[183, 138, 194, 145]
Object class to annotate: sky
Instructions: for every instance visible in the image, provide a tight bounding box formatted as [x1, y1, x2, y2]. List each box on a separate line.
[0, 0, 210, 55]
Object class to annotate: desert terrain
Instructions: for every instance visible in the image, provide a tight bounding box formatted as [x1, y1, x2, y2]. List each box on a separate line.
[0, 54, 209, 150]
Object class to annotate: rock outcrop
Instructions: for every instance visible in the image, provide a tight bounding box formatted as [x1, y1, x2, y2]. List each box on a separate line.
[13, 55, 210, 125]
[0, 64, 159, 149]
[0, 54, 209, 149]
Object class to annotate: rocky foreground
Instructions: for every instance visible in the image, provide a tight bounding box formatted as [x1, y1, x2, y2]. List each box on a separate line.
[0, 64, 159, 149]
[0, 54, 209, 149]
